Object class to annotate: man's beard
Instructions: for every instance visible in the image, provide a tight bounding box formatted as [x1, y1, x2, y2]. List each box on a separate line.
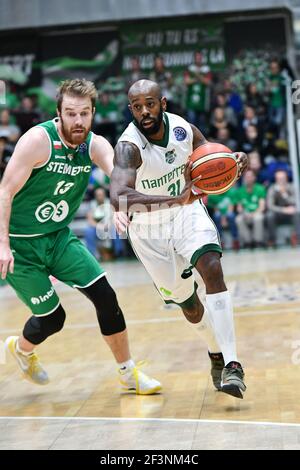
[136, 107, 164, 137]
[60, 116, 91, 145]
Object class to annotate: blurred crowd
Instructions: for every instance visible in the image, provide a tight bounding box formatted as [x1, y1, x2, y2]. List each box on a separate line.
[1, 51, 299, 260]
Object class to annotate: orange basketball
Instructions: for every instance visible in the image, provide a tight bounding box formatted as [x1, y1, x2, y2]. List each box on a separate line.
[190, 143, 238, 195]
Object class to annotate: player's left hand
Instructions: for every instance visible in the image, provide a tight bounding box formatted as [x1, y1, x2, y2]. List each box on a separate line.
[234, 152, 248, 179]
[113, 211, 130, 234]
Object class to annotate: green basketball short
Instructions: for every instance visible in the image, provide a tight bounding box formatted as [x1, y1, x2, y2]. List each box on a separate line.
[7, 227, 106, 316]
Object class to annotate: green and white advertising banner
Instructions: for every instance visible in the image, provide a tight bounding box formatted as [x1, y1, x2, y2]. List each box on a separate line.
[121, 19, 226, 72]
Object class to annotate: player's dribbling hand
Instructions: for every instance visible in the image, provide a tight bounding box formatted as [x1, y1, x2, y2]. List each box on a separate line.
[234, 152, 248, 179]
[178, 160, 204, 205]
[113, 211, 130, 234]
[0, 242, 14, 280]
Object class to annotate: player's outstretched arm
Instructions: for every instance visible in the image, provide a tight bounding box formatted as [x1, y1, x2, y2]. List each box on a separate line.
[0, 128, 49, 279]
[110, 141, 200, 212]
[91, 134, 114, 176]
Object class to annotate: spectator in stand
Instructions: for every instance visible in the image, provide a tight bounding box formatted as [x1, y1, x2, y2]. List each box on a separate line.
[245, 83, 266, 117]
[86, 166, 110, 201]
[0, 109, 20, 144]
[260, 155, 292, 187]
[125, 56, 146, 91]
[240, 105, 264, 137]
[267, 59, 286, 138]
[215, 127, 238, 152]
[266, 169, 300, 246]
[207, 187, 239, 250]
[149, 55, 174, 112]
[239, 124, 262, 154]
[84, 188, 112, 260]
[0, 134, 13, 179]
[14, 96, 41, 134]
[184, 51, 212, 133]
[209, 107, 235, 139]
[223, 79, 243, 116]
[93, 91, 118, 146]
[248, 150, 267, 185]
[213, 92, 237, 128]
[236, 169, 266, 248]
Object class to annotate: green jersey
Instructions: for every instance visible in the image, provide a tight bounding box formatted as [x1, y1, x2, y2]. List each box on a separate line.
[207, 187, 237, 215]
[236, 183, 266, 212]
[9, 118, 94, 237]
[269, 73, 285, 108]
[185, 65, 211, 113]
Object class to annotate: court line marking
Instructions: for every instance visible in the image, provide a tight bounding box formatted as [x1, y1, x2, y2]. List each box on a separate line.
[1, 306, 300, 335]
[0, 416, 300, 428]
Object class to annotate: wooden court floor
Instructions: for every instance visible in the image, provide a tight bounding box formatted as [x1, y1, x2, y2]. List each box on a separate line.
[1, 247, 300, 449]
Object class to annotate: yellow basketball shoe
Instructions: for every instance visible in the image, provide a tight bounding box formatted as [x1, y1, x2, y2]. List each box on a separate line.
[5, 336, 49, 385]
[118, 362, 162, 395]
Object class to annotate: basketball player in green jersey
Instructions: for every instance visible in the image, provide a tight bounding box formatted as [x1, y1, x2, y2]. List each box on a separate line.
[111, 79, 248, 398]
[0, 79, 161, 394]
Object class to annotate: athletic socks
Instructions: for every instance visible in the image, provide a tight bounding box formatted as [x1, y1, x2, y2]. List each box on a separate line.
[118, 359, 135, 372]
[16, 339, 34, 357]
[205, 290, 238, 366]
[194, 309, 221, 354]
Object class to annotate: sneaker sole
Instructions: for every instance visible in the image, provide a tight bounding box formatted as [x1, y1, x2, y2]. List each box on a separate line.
[212, 376, 223, 391]
[136, 385, 162, 395]
[221, 384, 244, 399]
[120, 385, 162, 395]
[210, 376, 222, 391]
[21, 373, 49, 386]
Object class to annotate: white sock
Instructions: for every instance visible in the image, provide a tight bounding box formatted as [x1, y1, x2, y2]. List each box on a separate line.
[194, 309, 221, 354]
[16, 339, 34, 356]
[205, 291, 238, 366]
[118, 359, 135, 372]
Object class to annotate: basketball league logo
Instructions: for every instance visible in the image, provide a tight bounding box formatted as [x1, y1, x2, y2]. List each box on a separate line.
[79, 142, 87, 153]
[173, 127, 187, 141]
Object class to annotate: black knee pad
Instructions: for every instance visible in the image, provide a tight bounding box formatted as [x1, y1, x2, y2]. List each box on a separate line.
[79, 277, 126, 336]
[23, 304, 66, 345]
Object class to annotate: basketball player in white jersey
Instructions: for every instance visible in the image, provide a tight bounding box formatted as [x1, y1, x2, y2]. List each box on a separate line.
[110, 80, 248, 398]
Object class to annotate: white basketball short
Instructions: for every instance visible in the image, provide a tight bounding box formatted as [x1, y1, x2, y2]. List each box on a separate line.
[128, 201, 222, 306]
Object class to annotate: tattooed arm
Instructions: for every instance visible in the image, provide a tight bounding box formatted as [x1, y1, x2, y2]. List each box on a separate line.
[110, 141, 200, 212]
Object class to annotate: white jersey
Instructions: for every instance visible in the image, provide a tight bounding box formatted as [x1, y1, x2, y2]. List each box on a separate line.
[118, 112, 193, 224]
